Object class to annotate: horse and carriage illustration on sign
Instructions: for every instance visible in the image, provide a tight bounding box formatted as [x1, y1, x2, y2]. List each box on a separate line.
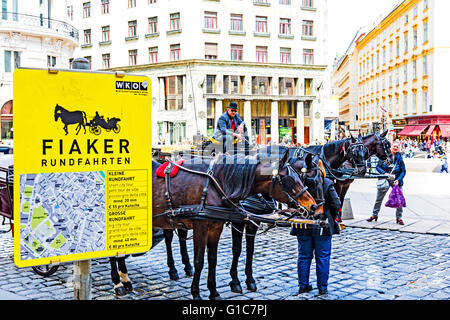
[54, 104, 121, 135]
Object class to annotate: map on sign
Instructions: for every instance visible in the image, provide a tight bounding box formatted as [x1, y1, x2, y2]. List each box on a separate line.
[19, 171, 106, 261]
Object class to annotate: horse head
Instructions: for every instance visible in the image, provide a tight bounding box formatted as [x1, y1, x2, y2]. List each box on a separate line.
[364, 130, 393, 164]
[54, 104, 62, 121]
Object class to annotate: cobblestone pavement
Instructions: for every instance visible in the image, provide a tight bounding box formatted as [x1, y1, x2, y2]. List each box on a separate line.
[0, 224, 449, 300]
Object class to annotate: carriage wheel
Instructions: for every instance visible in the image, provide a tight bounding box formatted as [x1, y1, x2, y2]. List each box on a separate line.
[113, 124, 121, 134]
[89, 126, 101, 135]
[32, 265, 59, 277]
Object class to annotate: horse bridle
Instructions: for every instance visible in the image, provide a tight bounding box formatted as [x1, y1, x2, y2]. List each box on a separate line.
[343, 138, 368, 171]
[269, 163, 309, 212]
[375, 132, 393, 164]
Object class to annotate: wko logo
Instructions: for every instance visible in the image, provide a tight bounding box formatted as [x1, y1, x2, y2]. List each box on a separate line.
[116, 80, 148, 91]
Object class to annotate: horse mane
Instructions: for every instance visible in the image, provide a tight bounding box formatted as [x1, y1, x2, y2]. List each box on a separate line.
[215, 154, 259, 202]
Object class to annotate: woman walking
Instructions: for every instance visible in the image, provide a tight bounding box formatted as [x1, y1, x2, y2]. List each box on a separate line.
[367, 142, 407, 225]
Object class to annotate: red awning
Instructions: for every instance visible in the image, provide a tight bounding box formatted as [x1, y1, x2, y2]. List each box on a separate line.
[439, 125, 450, 138]
[425, 125, 436, 137]
[398, 125, 428, 136]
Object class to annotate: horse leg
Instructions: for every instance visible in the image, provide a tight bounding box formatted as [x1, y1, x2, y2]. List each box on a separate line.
[178, 229, 193, 277]
[229, 222, 244, 293]
[164, 229, 179, 280]
[109, 257, 127, 296]
[206, 222, 223, 300]
[63, 124, 68, 135]
[244, 222, 259, 292]
[191, 223, 208, 300]
[117, 256, 133, 293]
[76, 123, 81, 135]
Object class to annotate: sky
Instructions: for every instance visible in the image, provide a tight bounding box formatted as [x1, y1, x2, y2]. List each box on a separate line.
[327, 0, 401, 64]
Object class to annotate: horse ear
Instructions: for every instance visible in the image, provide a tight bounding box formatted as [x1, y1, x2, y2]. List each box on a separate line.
[278, 149, 289, 170]
[381, 130, 388, 138]
[305, 153, 313, 169]
[350, 133, 357, 143]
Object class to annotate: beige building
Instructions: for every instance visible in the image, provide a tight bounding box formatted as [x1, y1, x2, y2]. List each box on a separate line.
[67, 0, 330, 147]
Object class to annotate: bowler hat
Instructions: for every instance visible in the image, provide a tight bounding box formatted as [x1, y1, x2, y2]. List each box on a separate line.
[227, 102, 238, 110]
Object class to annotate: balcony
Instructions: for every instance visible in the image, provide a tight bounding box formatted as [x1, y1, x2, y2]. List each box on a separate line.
[0, 12, 79, 42]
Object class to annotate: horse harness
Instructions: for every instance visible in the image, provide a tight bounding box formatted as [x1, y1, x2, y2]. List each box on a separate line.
[155, 157, 311, 226]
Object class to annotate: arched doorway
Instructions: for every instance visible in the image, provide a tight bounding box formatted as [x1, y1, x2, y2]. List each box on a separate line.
[1, 100, 13, 140]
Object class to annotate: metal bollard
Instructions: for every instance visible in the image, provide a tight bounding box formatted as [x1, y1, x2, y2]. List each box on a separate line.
[341, 198, 354, 220]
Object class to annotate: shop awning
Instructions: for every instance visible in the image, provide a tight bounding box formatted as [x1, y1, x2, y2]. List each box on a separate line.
[425, 125, 436, 137]
[398, 125, 428, 136]
[439, 125, 450, 138]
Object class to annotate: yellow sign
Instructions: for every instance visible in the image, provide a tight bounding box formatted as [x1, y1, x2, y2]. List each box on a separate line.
[13, 68, 152, 268]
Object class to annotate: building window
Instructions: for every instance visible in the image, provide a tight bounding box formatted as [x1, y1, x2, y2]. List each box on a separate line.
[102, 53, 110, 68]
[280, 0, 291, 4]
[149, 0, 157, 3]
[102, 26, 110, 41]
[84, 29, 91, 44]
[413, 60, 417, 79]
[164, 76, 184, 110]
[128, 20, 137, 37]
[129, 49, 137, 65]
[413, 28, 418, 48]
[149, 46, 158, 63]
[170, 13, 180, 31]
[230, 14, 243, 31]
[255, 16, 268, 33]
[204, 11, 217, 29]
[414, 4, 418, 17]
[279, 18, 291, 35]
[254, 0, 269, 4]
[423, 21, 428, 42]
[224, 75, 244, 94]
[403, 94, 408, 114]
[67, 5, 73, 20]
[256, 46, 268, 63]
[231, 44, 243, 61]
[302, 20, 313, 36]
[205, 43, 218, 60]
[404, 33, 408, 53]
[423, 91, 428, 112]
[423, 55, 428, 76]
[404, 12, 408, 24]
[128, 0, 136, 8]
[424, 0, 428, 10]
[206, 75, 216, 94]
[83, 2, 91, 18]
[170, 44, 180, 61]
[47, 55, 56, 67]
[252, 76, 270, 95]
[101, 0, 109, 14]
[148, 17, 158, 33]
[303, 49, 314, 65]
[396, 38, 400, 57]
[279, 78, 294, 95]
[280, 47, 291, 64]
[302, 0, 313, 8]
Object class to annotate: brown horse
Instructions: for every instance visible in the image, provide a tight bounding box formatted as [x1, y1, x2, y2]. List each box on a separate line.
[152, 150, 320, 300]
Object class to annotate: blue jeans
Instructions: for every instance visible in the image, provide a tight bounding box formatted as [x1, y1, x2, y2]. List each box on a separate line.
[296, 235, 332, 291]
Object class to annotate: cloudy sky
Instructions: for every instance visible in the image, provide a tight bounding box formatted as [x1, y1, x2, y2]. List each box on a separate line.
[327, 0, 401, 63]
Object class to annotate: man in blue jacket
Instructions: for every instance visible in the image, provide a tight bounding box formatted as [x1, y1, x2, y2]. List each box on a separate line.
[367, 142, 407, 225]
[213, 102, 249, 154]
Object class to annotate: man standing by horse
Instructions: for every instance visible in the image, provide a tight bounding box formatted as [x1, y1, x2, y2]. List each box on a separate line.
[213, 102, 250, 155]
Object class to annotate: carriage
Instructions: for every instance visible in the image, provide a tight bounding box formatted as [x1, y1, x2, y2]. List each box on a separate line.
[86, 114, 121, 135]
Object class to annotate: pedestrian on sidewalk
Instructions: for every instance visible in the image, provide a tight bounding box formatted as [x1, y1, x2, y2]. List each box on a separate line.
[291, 178, 341, 296]
[367, 142, 407, 225]
[441, 156, 448, 173]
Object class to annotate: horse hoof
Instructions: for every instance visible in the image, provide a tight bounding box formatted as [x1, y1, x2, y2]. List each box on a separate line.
[209, 294, 221, 300]
[229, 281, 243, 294]
[122, 281, 133, 292]
[114, 286, 127, 296]
[184, 266, 194, 277]
[192, 295, 202, 301]
[168, 270, 179, 281]
[246, 281, 257, 292]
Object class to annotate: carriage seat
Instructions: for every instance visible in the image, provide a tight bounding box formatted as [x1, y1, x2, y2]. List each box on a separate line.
[155, 160, 186, 178]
